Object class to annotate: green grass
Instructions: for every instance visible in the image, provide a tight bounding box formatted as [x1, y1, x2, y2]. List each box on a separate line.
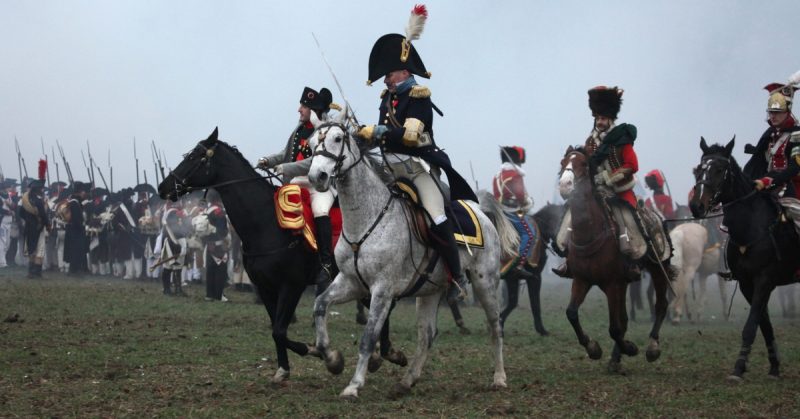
[1, 267, 799, 418]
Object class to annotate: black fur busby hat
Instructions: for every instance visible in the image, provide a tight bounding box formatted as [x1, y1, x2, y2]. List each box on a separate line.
[500, 146, 526, 165]
[367, 5, 431, 85]
[588, 86, 623, 119]
[300, 87, 334, 112]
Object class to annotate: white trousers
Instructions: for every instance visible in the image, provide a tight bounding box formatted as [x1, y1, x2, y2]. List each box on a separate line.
[389, 159, 446, 222]
[0, 219, 11, 268]
[290, 176, 336, 217]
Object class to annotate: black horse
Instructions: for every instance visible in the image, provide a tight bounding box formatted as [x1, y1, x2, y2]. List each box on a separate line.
[158, 128, 322, 383]
[499, 203, 564, 336]
[690, 137, 799, 380]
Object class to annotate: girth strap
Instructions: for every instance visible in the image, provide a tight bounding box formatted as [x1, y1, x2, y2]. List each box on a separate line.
[340, 193, 395, 291]
[397, 252, 440, 300]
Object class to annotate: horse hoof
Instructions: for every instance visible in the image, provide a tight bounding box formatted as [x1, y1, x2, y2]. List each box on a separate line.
[536, 328, 550, 337]
[607, 360, 622, 374]
[459, 326, 472, 335]
[368, 351, 383, 373]
[586, 340, 603, 360]
[339, 390, 359, 402]
[355, 312, 367, 325]
[307, 344, 323, 359]
[645, 347, 661, 362]
[490, 380, 508, 390]
[325, 350, 345, 375]
[622, 341, 639, 357]
[271, 367, 290, 384]
[384, 348, 408, 367]
[726, 374, 743, 382]
[388, 382, 411, 400]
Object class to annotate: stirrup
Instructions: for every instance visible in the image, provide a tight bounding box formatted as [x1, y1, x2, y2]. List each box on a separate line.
[446, 276, 468, 304]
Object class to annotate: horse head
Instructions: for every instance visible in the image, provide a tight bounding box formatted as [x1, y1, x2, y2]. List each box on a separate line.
[158, 127, 223, 201]
[558, 146, 589, 199]
[689, 136, 735, 218]
[308, 106, 362, 192]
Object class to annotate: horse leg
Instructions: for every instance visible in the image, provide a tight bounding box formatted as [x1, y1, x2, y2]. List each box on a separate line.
[499, 277, 519, 332]
[341, 290, 393, 400]
[646, 262, 670, 362]
[525, 272, 549, 336]
[628, 279, 642, 322]
[605, 281, 637, 374]
[313, 274, 362, 376]
[369, 301, 407, 373]
[566, 279, 602, 360]
[759, 308, 780, 378]
[696, 273, 709, 322]
[646, 275, 656, 321]
[470, 269, 507, 389]
[254, 285, 291, 381]
[718, 276, 731, 321]
[391, 294, 440, 399]
[730, 279, 773, 380]
[270, 284, 309, 383]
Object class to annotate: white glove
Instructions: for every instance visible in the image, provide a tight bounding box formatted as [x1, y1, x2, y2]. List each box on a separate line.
[274, 164, 284, 176]
[257, 157, 270, 170]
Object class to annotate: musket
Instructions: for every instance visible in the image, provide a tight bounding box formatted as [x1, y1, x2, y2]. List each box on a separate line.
[143, 170, 148, 186]
[151, 141, 164, 184]
[91, 156, 110, 191]
[311, 32, 361, 126]
[14, 136, 28, 182]
[51, 145, 60, 184]
[133, 137, 140, 185]
[41, 138, 50, 186]
[56, 141, 74, 184]
[469, 161, 479, 191]
[80, 150, 92, 185]
[161, 149, 170, 174]
[108, 148, 113, 192]
[149, 254, 180, 271]
[86, 140, 96, 186]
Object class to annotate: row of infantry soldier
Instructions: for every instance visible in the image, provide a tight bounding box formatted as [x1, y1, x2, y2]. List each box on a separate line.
[0, 171, 247, 301]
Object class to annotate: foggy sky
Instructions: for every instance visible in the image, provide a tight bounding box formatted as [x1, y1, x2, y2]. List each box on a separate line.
[1, 0, 796, 208]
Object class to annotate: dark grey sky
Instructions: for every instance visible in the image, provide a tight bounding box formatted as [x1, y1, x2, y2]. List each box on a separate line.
[1, 1, 796, 207]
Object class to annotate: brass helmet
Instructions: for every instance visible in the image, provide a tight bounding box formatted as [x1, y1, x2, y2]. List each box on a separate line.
[765, 83, 794, 113]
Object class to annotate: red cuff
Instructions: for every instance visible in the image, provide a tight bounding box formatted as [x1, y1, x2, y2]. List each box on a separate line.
[759, 177, 773, 187]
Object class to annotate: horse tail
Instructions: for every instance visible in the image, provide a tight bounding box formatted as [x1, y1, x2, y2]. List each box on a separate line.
[477, 190, 519, 258]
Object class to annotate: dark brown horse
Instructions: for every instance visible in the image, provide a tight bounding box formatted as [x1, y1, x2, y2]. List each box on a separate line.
[558, 147, 672, 372]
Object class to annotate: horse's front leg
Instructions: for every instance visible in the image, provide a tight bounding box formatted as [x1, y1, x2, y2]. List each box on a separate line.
[730, 278, 774, 380]
[566, 279, 602, 360]
[341, 289, 394, 400]
[759, 308, 780, 378]
[391, 293, 441, 399]
[313, 273, 362, 376]
[525, 271, 549, 336]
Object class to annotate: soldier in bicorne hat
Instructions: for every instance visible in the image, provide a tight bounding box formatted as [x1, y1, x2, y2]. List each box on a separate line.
[745, 72, 800, 198]
[356, 4, 477, 304]
[258, 86, 342, 287]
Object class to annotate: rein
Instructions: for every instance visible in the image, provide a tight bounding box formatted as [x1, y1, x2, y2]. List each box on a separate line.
[339, 193, 395, 291]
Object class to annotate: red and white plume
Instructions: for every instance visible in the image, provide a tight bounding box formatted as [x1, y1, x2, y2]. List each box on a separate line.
[405, 4, 428, 42]
[38, 159, 47, 181]
[788, 70, 800, 87]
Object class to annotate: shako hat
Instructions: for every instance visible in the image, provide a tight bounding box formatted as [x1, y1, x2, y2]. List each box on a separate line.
[588, 86, 624, 119]
[367, 4, 431, 85]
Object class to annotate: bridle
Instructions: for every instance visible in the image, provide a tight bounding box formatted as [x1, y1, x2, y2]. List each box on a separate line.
[169, 141, 281, 198]
[312, 122, 365, 180]
[694, 154, 759, 212]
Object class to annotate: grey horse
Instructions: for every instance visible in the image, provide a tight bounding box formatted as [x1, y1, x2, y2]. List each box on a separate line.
[306, 109, 512, 400]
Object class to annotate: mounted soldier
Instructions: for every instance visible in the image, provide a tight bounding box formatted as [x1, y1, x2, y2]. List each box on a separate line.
[644, 169, 675, 220]
[745, 71, 800, 198]
[355, 4, 477, 303]
[20, 163, 49, 278]
[554, 86, 666, 280]
[258, 86, 341, 287]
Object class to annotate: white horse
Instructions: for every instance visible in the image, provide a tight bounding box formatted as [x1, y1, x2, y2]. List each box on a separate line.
[306, 109, 510, 400]
[669, 222, 729, 323]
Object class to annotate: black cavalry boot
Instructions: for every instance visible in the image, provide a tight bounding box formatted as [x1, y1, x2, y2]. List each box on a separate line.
[551, 259, 572, 278]
[430, 219, 468, 305]
[313, 216, 336, 293]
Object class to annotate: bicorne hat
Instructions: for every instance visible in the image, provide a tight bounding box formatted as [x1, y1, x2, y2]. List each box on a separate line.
[367, 5, 431, 85]
[588, 86, 623, 119]
[300, 87, 333, 112]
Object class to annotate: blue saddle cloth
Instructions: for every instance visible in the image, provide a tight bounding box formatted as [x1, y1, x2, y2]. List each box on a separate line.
[501, 211, 540, 274]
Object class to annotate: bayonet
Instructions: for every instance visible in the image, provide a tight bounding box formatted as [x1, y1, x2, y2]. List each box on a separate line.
[108, 148, 113, 193]
[86, 140, 96, 186]
[133, 137, 140, 185]
[80, 150, 92, 185]
[14, 136, 28, 181]
[56, 141, 74, 184]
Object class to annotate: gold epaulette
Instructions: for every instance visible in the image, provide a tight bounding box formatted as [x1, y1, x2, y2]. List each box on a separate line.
[380, 89, 388, 98]
[409, 85, 431, 98]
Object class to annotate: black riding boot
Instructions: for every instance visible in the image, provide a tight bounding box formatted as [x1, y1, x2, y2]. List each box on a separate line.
[314, 216, 336, 291]
[552, 256, 572, 278]
[430, 219, 467, 304]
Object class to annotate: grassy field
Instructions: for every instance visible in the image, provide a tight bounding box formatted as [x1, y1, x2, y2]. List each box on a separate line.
[1, 267, 799, 418]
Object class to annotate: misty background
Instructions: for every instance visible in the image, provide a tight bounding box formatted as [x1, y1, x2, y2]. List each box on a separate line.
[1, 1, 796, 208]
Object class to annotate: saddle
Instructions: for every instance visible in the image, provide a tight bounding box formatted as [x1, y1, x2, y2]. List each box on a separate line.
[274, 184, 342, 251]
[391, 178, 484, 249]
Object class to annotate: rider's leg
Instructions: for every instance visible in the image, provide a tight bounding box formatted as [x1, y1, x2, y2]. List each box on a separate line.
[552, 208, 572, 278]
[309, 188, 336, 289]
[412, 169, 468, 303]
[611, 203, 645, 281]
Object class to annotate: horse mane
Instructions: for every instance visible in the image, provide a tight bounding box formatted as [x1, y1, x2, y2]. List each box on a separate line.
[212, 139, 276, 189]
[361, 149, 397, 185]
